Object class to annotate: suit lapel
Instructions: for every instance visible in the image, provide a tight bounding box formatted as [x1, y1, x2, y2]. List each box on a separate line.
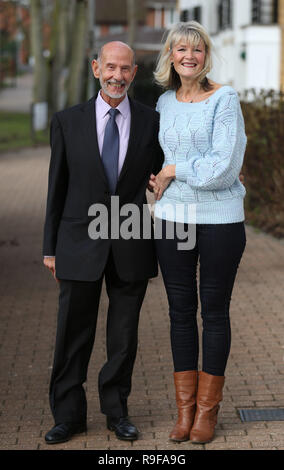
[118, 98, 145, 183]
[81, 95, 108, 185]
[81, 95, 145, 187]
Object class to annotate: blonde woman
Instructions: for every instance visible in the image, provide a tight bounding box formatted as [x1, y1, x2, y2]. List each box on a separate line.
[149, 22, 247, 444]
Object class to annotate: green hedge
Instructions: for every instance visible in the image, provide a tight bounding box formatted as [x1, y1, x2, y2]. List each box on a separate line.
[240, 89, 284, 238]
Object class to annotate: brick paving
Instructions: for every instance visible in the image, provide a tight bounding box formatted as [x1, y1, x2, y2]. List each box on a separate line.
[0, 146, 284, 451]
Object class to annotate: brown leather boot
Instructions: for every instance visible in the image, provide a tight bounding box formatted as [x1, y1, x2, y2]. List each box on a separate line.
[169, 370, 198, 442]
[190, 371, 225, 444]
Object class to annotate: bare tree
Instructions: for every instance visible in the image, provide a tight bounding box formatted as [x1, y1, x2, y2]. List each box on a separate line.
[30, 0, 48, 103]
[87, 0, 96, 99]
[127, 0, 136, 50]
[30, 0, 92, 121]
[67, 0, 88, 107]
[49, 0, 70, 113]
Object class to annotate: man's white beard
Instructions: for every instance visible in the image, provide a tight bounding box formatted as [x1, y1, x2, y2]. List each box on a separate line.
[99, 76, 130, 99]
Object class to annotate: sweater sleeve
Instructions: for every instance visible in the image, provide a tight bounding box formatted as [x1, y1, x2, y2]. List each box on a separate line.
[175, 91, 247, 190]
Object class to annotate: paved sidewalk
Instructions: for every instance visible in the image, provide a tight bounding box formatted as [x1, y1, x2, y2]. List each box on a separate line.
[0, 147, 284, 451]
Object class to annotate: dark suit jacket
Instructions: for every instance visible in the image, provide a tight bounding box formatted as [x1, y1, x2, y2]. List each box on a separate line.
[42, 95, 164, 282]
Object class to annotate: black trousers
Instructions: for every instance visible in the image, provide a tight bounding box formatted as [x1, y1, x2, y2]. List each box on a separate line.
[49, 251, 148, 424]
[156, 220, 246, 376]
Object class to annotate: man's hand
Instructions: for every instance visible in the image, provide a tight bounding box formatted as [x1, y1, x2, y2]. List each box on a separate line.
[149, 170, 244, 196]
[152, 165, 175, 201]
[43, 257, 59, 283]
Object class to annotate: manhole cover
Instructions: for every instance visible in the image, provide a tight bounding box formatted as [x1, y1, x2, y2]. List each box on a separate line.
[239, 408, 284, 422]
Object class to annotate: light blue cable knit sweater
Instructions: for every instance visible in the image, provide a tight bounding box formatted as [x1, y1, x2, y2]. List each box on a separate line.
[154, 86, 247, 224]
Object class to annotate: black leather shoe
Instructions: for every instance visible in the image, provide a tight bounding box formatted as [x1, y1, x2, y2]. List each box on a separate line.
[107, 416, 138, 441]
[44, 422, 87, 444]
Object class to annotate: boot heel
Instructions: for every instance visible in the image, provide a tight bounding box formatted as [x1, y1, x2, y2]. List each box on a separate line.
[190, 371, 225, 444]
[169, 370, 198, 442]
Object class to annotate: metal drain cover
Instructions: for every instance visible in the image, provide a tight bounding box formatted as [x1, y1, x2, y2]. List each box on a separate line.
[239, 408, 284, 422]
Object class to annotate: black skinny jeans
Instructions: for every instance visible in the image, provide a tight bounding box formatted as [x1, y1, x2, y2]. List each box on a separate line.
[155, 220, 246, 376]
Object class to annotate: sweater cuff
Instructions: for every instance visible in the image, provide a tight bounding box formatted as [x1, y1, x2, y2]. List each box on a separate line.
[175, 161, 189, 183]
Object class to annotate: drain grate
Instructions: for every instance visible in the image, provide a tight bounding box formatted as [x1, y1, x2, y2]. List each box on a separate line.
[239, 408, 284, 422]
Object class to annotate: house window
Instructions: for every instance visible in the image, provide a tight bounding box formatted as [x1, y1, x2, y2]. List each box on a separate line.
[252, 0, 278, 24]
[218, 0, 232, 30]
[193, 7, 202, 23]
[165, 7, 176, 26]
[109, 25, 124, 34]
[181, 10, 189, 22]
[252, 0, 261, 22]
[180, 6, 202, 23]
[154, 7, 162, 28]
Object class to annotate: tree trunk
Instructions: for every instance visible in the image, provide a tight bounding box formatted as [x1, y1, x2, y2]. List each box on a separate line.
[87, 0, 96, 99]
[127, 0, 136, 50]
[67, 0, 88, 106]
[127, 0, 137, 98]
[30, 0, 47, 103]
[50, 0, 71, 113]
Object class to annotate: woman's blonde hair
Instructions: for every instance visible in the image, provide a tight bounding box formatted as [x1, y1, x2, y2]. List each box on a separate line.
[154, 21, 213, 91]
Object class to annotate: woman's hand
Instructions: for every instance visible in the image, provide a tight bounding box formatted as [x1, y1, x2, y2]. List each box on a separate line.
[152, 165, 176, 201]
[147, 173, 156, 192]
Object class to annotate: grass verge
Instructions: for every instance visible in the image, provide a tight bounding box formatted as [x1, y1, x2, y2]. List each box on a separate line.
[0, 111, 49, 152]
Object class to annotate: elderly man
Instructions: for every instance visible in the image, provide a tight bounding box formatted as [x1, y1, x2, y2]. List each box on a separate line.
[43, 41, 163, 444]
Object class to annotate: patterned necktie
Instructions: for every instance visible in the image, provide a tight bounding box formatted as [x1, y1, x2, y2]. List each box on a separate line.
[101, 108, 120, 194]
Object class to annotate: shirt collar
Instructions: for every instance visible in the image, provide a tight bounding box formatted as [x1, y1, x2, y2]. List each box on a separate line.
[96, 90, 130, 119]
